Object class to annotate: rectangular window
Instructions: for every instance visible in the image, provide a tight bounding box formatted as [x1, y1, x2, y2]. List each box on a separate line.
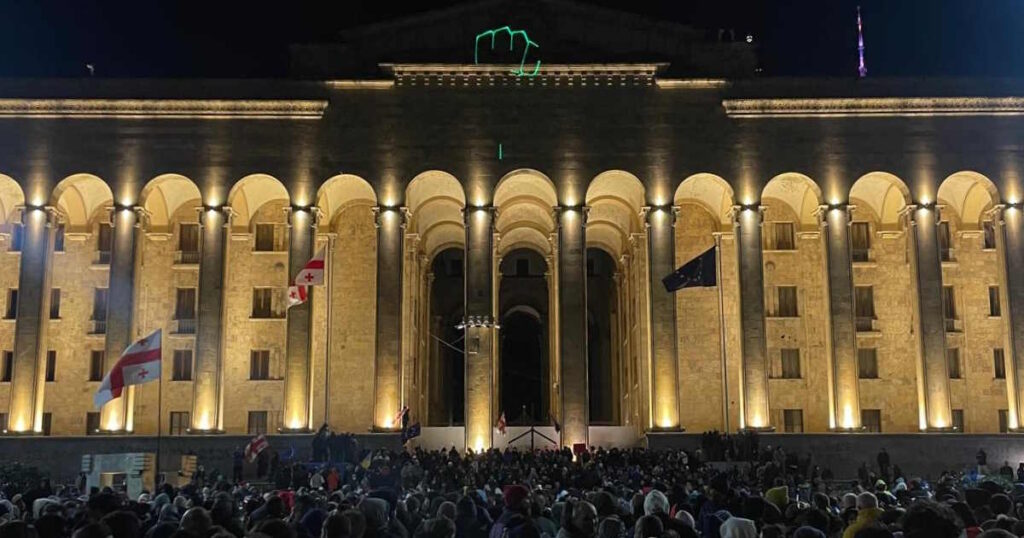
[9, 223, 23, 252]
[862, 409, 882, 433]
[952, 409, 965, 432]
[947, 348, 962, 379]
[772, 222, 795, 250]
[93, 288, 108, 321]
[53, 224, 65, 252]
[172, 350, 192, 381]
[5, 289, 16, 319]
[858, 348, 879, 379]
[178, 223, 199, 252]
[0, 414, 7, 431]
[49, 289, 60, 319]
[943, 286, 957, 320]
[851, 222, 871, 261]
[45, 350, 55, 382]
[41, 413, 51, 436]
[777, 286, 798, 317]
[248, 411, 269, 435]
[984, 221, 997, 249]
[990, 286, 1002, 317]
[780, 348, 801, 379]
[251, 288, 273, 318]
[85, 412, 100, 435]
[783, 409, 804, 433]
[939, 221, 952, 261]
[89, 350, 105, 382]
[169, 411, 190, 435]
[96, 223, 112, 263]
[995, 348, 1007, 379]
[855, 286, 875, 330]
[254, 224, 276, 252]
[1, 351, 12, 382]
[174, 288, 196, 320]
[250, 350, 271, 380]
[999, 409, 1010, 433]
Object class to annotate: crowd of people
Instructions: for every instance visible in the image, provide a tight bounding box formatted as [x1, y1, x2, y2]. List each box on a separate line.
[0, 434, 1023, 538]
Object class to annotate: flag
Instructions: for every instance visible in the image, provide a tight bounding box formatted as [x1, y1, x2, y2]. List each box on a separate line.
[662, 246, 717, 292]
[360, 452, 372, 470]
[287, 284, 308, 308]
[550, 413, 561, 434]
[294, 247, 326, 286]
[94, 329, 162, 408]
[402, 422, 421, 445]
[497, 412, 507, 436]
[393, 405, 409, 428]
[244, 434, 269, 462]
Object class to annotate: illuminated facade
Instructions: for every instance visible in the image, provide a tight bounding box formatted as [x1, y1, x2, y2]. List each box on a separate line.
[1, 3, 1024, 449]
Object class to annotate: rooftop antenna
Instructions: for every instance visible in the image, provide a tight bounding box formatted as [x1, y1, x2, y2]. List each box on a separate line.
[857, 6, 867, 78]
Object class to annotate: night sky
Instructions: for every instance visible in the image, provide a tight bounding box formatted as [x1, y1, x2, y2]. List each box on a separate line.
[0, 0, 1021, 78]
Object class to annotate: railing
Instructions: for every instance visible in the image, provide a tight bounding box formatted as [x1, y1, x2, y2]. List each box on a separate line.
[856, 317, 876, 332]
[251, 309, 285, 320]
[175, 250, 200, 265]
[95, 251, 111, 265]
[90, 319, 107, 335]
[174, 318, 196, 335]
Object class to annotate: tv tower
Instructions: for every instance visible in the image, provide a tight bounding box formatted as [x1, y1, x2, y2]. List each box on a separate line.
[857, 5, 867, 78]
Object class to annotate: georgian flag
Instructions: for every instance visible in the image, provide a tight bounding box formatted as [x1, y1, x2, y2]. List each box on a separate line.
[496, 412, 507, 436]
[245, 434, 269, 462]
[287, 284, 308, 309]
[294, 247, 326, 286]
[94, 329, 162, 408]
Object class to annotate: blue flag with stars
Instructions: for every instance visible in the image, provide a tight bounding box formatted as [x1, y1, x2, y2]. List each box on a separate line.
[663, 246, 717, 292]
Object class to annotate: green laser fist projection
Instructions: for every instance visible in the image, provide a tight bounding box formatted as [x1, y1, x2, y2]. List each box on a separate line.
[475, 26, 541, 77]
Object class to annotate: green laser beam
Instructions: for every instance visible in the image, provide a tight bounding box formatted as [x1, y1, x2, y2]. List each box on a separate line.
[474, 26, 542, 78]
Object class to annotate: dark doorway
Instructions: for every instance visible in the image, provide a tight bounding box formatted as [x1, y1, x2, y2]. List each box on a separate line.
[498, 249, 549, 425]
[428, 248, 465, 426]
[587, 248, 618, 424]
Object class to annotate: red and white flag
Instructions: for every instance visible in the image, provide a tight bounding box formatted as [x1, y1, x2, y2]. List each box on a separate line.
[497, 412, 507, 436]
[294, 247, 326, 286]
[94, 329, 162, 408]
[393, 405, 409, 428]
[245, 434, 269, 462]
[287, 284, 308, 308]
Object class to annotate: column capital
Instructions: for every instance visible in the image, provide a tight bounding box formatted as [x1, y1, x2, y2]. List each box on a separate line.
[15, 205, 61, 227]
[642, 205, 679, 228]
[986, 204, 1009, 224]
[729, 204, 766, 225]
[284, 205, 323, 228]
[373, 205, 409, 229]
[553, 205, 589, 227]
[196, 205, 235, 228]
[814, 203, 857, 227]
[461, 205, 496, 228]
[902, 202, 945, 225]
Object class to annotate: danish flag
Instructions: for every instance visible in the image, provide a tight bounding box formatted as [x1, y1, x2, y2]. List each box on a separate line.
[94, 329, 162, 408]
[295, 247, 326, 286]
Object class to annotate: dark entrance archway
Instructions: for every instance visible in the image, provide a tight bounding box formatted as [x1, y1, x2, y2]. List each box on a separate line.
[587, 247, 619, 424]
[498, 248, 550, 425]
[428, 248, 465, 426]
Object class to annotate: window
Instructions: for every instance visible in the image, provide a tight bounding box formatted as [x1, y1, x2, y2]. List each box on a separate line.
[49, 289, 60, 319]
[250, 350, 271, 380]
[947, 348, 962, 379]
[516, 259, 529, 276]
[1, 351, 11, 382]
[251, 288, 273, 318]
[45, 350, 55, 382]
[41, 413, 51, 436]
[254, 224, 276, 252]
[89, 351, 105, 382]
[86, 412, 100, 435]
[984, 221, 997, 250]
[53, 224, 65, 252]
[999, 409, 1010, 433]
[938, 221, 952, 261]
[172, 350, 192, 381]
[779, 349, 801, 379]
[178, 223, 199, 252]
[943, 286, 957, 330]
[782, 409, 804, 433]
[858, 348, 879, 379]
[855, 286, 875, 331]
[995, 348, 1007, 379]
[9, 223, 23, 252]
[248, 411, 269, 435]
[851, 222, 871, 261]
[174, 288, 196, 320]
[5, 289, 16, 319]
[96, 223, 112, 263]
[169, 411, 190, 435]
[952, 409, 965, 432]
[990, 286, 1002, 317]
[771, 222, 795, 250]
[93, 288, 108, 320]
[862, 409, 882, 433]
[0, 414, 7, 431]
[776, 286, 798, 317]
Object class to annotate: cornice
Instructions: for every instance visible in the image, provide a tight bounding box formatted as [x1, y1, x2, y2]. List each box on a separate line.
[722, 96, 1024, 118]
[379, 63, 668, 87]
[0, 98, 328, 119]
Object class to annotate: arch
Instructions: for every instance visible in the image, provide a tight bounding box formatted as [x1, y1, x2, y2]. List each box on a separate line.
[849, 172, 912, 228]
[585, 171, 646, 259]
[227, 174, 290, 228]
[0, 174, 25, 225]
[937, 171, 1000, 227]
[406, 170, 466, 254]
[316, 174, 377, 225]
[51, 173, 114, 228]
[586, 170, 646, 213]
[674, 173, 735, 228]
[494, 169, 558, 209]
[498, 227, 551, 257]
[761, 172, 823, 227]
[140, 174, 202, 230]
[503, 304, 542, 321]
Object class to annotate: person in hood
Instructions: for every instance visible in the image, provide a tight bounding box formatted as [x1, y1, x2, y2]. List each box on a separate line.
[557, 501, 597, 538]
[842, 493, 883, 538]
[489, 486, 531, 538]
[719, 517, 756, 538]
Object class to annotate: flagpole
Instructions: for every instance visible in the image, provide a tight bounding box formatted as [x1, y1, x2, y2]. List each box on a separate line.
[156, 353, 163, 486]
[713, 233, 729, 433]
[324, 235, 334, 426]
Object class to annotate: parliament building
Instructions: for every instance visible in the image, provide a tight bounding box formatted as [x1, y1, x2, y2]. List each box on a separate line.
[1, 0, 1024, 450]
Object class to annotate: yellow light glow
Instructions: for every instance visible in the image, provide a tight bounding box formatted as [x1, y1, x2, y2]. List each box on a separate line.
[659, 416, 675, 429]
[12, 417, 26, 432]
[750, 413, 765, 429]
[288, 417, 304, 430]
[841, 405, 854, 429]
[198, 412, 211, 431]
[104, 413, 122, 431]
[473, 437, 485, 454]
[384, 417, 393, 429]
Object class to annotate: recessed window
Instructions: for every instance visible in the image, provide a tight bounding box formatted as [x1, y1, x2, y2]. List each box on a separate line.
[41, 413, 51, 436]
[49, 289, 60, 319]
[85, 412, 100, 435]
[9, 223, 23, 252]
[1, 351, 12, 382]
[5, 289, 17, 319]
[983, 221, 997, 250]
[251, 288, 273, 318]
[45, 350, 55, 382]
[952, 409, 965, 433]
[851, 222, 871, 261]
[172, 350, 192, 381]
[254, 224, 276, 252]
[96, 223, 112, 264]
[89, 351, 105, 382]
[995, 348, 1006, 379]
[938, 221, 952, 261]
[947, 348, 962, 379]
[999, 409, 1009, 433]
[248, 411, 269, 435]
[250, 350, 271, 380]
[169, 411, 190, 435]
[776, 286, 798, 317]
[990, 286, 1002, 317]
[178, 223, 199, 252]
[53, 224, 65, 252]
[782, 409, 804, 433]
[776, 348, 801, 379]
[858, 348, 879, 379]
[771, 222, 795, 250]
[855, 286, 875, 331]
[862, 409, 882, 433]
[175, 288, 196, 320]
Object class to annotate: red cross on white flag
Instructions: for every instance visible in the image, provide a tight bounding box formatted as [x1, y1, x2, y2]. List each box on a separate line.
[294, 247, 326, 286]
[287, 284, 308, 309]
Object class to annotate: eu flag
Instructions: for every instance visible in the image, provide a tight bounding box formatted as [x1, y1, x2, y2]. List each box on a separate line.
[402, 422, 421, 444]
[662, 246, 717, 292]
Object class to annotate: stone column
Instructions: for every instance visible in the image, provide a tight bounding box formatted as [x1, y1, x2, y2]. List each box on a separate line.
[992, 205, 1024, 430]
[645, 206, 681, 430]
[906, 204, 953, 431]
[557, 206, 588, 447]
[7, 207, 55, 434]
[99, 206, 143, 433]
[818, 204, 862, 430]
[191, 206, 230, 433]
[373, 206, 405, 430]
[282, 207, 316, 432]
[463, 206, 495, 452]
[732, 205, 772, 431]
